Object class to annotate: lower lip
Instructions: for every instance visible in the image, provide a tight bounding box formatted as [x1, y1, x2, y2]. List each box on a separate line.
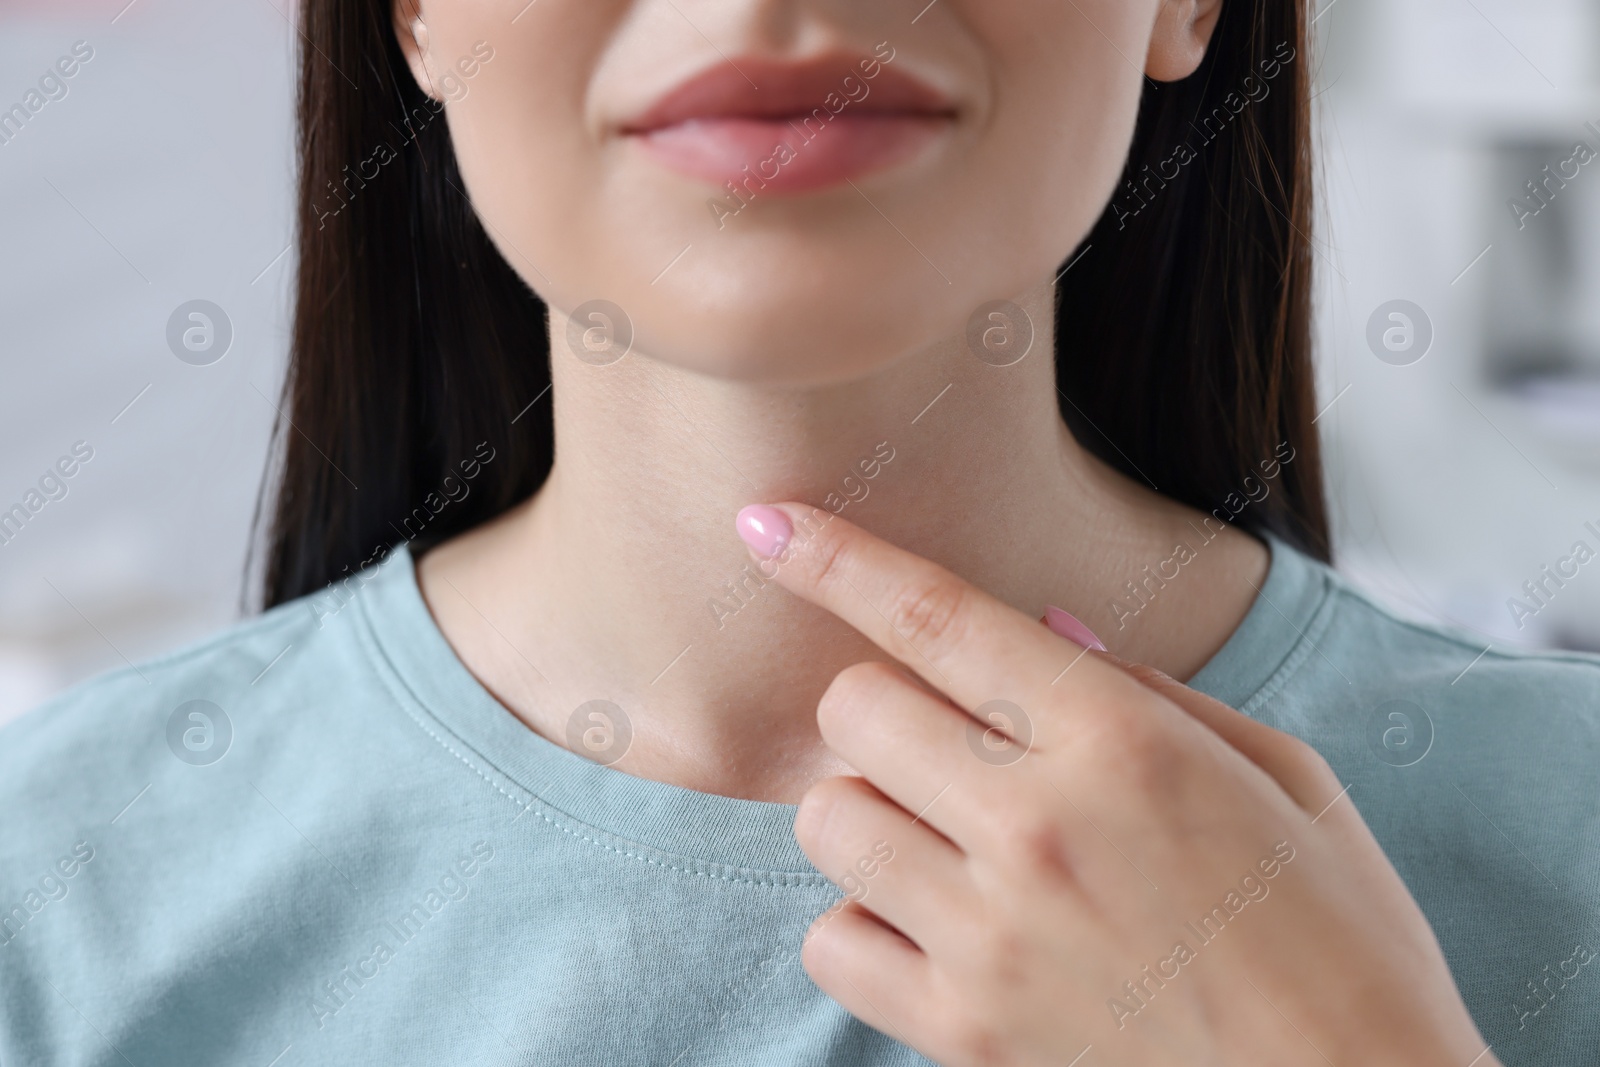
[629, 114, 949, 195]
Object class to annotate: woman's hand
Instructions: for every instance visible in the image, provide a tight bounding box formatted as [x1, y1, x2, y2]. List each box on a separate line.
[735, 503, 1497, 1067]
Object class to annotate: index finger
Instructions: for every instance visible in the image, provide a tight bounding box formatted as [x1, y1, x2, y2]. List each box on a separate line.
[734, 501, 1134, 719]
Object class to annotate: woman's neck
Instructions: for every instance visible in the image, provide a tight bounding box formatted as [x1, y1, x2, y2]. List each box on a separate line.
[416, 281, 1267, 802]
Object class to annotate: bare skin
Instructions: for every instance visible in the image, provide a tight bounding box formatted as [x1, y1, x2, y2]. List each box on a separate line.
[418, 280, 1268, 803]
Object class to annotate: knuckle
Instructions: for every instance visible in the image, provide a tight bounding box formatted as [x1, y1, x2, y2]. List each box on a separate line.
[993, 809, 1074, 882]
[1281, 733, 1336, 784]
[797, 515, 853, 593]
[798, 905, 850, 978]
[828, 659, 904, 703]
[817, 661, 904, 732]
[1089, 711, 1176, 776]
[883, 576, 971, 658]
[938, 1015, 1011, 1067]
[1278, 733, 1320, 768]
[793, 778, 851, 851]
[1069, 711, 1186, 806]
[975, 926, 1032, 983]
[1120, 662, 1172, 691]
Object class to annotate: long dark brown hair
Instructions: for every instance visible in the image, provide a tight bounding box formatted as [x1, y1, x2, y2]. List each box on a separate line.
[256, 0, 1327, 609]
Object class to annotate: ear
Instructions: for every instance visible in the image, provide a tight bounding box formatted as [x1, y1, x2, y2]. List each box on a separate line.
[1145, 0, 1225, 82]
[392, 0, 443, 102]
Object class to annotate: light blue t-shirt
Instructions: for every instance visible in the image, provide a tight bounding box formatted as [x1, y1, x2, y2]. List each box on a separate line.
[2, 535, 1597, 1066]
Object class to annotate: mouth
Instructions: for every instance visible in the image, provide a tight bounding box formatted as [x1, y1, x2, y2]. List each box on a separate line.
[619, 53, 958, 196]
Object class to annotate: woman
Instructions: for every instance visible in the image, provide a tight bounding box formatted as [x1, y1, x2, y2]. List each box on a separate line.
[2, 0, 1595, 1064]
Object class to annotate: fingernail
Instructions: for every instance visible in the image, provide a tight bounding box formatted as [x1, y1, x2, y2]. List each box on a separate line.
[1041, 605, 1107, 651]
[736, 504, 792, 559]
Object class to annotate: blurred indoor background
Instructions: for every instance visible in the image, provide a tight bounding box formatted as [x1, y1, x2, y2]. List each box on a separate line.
[1, 0, 1598, 727]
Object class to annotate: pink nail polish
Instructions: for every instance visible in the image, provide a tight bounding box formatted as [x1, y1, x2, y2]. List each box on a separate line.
[1041, 605, 1107, 651]
[736, 504, 792, 559]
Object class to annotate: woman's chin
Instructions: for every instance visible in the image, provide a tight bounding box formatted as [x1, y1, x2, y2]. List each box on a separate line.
[624, 316, 924, 388]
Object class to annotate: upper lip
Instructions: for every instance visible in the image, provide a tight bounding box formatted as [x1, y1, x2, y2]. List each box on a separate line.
[620, 54, 957, 134]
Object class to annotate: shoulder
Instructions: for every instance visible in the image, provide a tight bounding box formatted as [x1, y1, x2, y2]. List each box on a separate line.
[0, 564, 379, 859]
[1315, 561, 1600, 711]
[0, 549, 458, 1063]
[1203, 536, 1600, 737]
[1253, 553, 1600, 1057]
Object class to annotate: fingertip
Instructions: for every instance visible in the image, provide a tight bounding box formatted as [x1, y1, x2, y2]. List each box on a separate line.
[735, 503, 793, 559]
[736, 501, 841, 570]
[1040, 605, 1108, 651]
